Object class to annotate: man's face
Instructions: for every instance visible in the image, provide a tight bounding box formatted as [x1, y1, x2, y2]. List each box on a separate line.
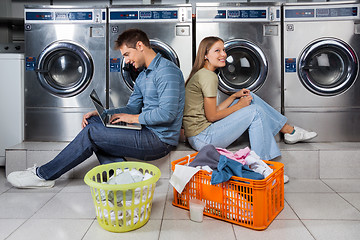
[119, 42, 145, 69]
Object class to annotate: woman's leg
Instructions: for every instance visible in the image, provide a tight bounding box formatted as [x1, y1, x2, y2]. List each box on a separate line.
[188, 93, 288, 160]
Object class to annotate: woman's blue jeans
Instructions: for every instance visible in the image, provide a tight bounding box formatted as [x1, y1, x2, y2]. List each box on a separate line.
[38, 116, 173, 180]
[187, 93, 287, 160]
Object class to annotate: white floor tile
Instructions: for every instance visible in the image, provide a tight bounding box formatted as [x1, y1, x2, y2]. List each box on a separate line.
[339, 193, 360, 211]
[233, 220, 315, 240]
[163, 196, 190, 220]
[276, 201, 299, 220]
[60, 178, 90, 193]
[320, 151, 360, 179]
[0, 167, 11, 193]
[5, 219, 92, 240]
[32, 192, 96, 219]
[285, 193, 360, 220]
[0, 219, 26, 239]
[322, 179, 360, 193]
[149, 191, 167, 220]
[0, 192, 55, 219]
[284, 179, 333, 193]
[154, 179, 170, 193]
[303, 220, 360, 240]
[159, 219, 236, 240]
[83, 219, 162, 240]
[6, 178, 70, 194]
[277, 150, 320, 179]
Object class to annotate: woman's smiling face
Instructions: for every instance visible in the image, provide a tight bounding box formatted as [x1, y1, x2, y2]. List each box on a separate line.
[204, 40, 227, 71]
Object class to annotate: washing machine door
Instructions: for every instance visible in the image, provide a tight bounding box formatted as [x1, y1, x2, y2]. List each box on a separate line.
[298, 38, 358, 96]
[218, 39, 268, 94]
[36, 41, 93, 97]
[121, 39, 180, 90]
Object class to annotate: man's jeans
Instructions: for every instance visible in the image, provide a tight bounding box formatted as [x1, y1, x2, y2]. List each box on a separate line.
[188, 93, 287, 160]
[38, 116, 173, 180]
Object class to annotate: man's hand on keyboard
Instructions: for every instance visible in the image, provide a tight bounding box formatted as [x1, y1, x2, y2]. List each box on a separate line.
[110, 113, 140, 124]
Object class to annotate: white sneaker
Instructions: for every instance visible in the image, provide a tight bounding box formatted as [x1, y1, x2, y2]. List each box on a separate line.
[284, 174, 289, 184]
[7, 166, 55, 189]
[284, 126, 317, 144]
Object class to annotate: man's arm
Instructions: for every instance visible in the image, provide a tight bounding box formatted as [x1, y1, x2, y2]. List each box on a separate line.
[106, 82, 144, 115]
[138, 68, 184, 126]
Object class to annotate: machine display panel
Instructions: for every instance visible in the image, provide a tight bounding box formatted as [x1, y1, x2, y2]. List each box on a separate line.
[110, 11, 138, 20]
[228, 10, 266, 19]
[285, 9, 315, 18]
[316, 7, 357, 17]
[139, 10, 178, 19]
[26, 12, 54, 21]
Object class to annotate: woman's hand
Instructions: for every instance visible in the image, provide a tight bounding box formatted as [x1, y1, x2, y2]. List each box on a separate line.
[235, 94, 253, 108]
[232, 88, 251, 99]
[82, 110, 98, 128]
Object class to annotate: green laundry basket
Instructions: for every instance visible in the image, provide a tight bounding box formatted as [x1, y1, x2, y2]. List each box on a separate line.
[84, 162, 161, 232]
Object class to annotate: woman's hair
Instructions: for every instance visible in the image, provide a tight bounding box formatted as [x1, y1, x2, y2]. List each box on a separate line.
[186, 36, 224, 85]
[115, 28, 151, 50]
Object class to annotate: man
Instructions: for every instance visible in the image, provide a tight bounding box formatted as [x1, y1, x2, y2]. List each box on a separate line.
[8, 29, 185, 188]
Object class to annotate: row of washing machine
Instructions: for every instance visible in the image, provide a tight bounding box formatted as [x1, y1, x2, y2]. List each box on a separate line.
[24, 2, 360, 143]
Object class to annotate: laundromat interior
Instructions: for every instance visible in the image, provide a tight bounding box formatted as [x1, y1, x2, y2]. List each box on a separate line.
[1, 0, 360, 239]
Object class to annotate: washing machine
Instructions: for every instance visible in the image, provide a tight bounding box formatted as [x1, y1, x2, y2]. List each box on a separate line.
[108, 4, 192, 108]
[283, 2, 360, 142]
[24, 6, 107, 141]
[195, 2, 282, 111]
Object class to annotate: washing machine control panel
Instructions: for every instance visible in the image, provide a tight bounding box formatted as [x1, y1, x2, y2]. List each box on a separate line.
[228, 10, 266, 19]
[25, 9, 106, 23]
[110, 8, 191, 22]
[196, 7, 280, 22]
[285, 6, 358, 19]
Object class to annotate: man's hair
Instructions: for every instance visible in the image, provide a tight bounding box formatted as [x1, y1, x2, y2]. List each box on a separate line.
[115, 28, 151, 50]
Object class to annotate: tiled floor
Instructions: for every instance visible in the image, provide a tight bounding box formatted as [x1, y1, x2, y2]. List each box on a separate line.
[1, 167, 360, 240]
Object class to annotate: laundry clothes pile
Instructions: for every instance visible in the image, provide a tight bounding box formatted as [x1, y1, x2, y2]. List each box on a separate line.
[170, 144, 273, 193]
[96, 168, 154, 226]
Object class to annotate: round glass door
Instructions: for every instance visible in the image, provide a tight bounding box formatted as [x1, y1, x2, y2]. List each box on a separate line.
[121, 39, 180, 90]
[36, 41, 93, 97]
[218, 39, 268, 94]
[298, 38, 358, 96]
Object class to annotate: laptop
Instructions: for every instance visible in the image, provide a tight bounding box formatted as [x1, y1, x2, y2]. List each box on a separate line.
[90, 89, 142, 130]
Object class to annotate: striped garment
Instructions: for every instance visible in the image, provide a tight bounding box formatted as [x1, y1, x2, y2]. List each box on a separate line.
[110, 53, 185, 146]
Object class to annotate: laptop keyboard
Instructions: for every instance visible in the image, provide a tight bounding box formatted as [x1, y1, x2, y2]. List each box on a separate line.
[112, 121, 127, 126]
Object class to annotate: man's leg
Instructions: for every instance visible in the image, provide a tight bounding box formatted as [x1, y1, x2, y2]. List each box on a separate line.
[38, 116, 173, 180]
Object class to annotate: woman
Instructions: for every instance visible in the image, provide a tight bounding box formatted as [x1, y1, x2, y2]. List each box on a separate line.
[183, 36, 317, 160]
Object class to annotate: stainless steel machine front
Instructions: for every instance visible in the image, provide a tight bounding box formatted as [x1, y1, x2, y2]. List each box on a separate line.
[108, 4, 192, 108]
[24, 6, 107, 141]
[283, 2, 360, 141]
[195, 2, 282, 111]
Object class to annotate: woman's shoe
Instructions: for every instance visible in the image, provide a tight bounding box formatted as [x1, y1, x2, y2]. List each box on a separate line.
[284, 126, 317, 144]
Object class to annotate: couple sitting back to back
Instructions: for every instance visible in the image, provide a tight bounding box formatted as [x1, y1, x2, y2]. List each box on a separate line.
[7, 29, 316, 188]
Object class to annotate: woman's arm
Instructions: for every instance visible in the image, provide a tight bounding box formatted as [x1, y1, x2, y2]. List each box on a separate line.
[216, 88, 251, 111]
[204, 94, 252, 122]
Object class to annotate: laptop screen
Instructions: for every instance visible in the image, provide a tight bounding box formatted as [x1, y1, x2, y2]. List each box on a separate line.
[90, 90, 107, 123]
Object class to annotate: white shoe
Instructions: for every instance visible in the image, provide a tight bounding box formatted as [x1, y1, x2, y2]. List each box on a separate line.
[284, 174, 289, 184]
[7, 165, 55, 189]
[284, 126, 317, 144]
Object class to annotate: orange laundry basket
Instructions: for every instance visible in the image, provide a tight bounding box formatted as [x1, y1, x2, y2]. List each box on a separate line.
[171, 152, 284, 230]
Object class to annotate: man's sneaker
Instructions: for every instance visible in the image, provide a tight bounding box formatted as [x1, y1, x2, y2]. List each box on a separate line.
[7, 166, 55, 189]
[284, 126, 317, 144]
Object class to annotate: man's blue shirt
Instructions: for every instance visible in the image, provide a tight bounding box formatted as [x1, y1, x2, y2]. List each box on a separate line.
[109, 53, 185, 146]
